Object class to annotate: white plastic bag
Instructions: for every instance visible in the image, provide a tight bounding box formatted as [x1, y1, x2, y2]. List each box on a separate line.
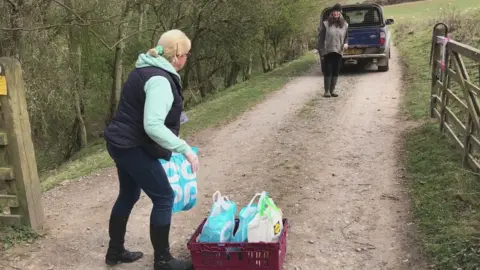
[232, 193, 262, 242]
[247, 192, 283, 243]
[198, 191, 237, 243]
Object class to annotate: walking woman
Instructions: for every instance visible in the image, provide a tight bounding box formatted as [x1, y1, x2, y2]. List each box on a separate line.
[103, 29, 199, 270]
[317, 3, 349, 97]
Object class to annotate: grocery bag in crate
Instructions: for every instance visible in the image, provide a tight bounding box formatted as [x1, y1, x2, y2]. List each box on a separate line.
[247, 192, 283, 242]
[232, 192, 264, 242]
[159, 147, 198, 213]
[199, 191, 237, 243]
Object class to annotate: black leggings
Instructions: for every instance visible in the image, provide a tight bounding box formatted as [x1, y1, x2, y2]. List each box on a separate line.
[107, 143, 174, 226]
[323, 52, 342, 77]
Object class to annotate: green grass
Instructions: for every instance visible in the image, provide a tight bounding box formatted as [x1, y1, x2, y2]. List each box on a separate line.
[39, 52, 318, 190]
[394, 1, 480, 268]
[395, 27, 433, 120]
[406, 124, 480, 269]
[0, 225, 40, 251]
[384, 0, 480, 19]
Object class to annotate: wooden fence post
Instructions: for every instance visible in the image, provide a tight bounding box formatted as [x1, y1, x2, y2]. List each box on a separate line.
[0, 57, 45, 231]
[439, 50, 450, 132]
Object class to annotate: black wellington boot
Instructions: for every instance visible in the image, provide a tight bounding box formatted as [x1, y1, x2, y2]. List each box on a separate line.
[105, 216, 144, 266]
[324, 75, 332, 97]
[151, 224, 193, 270]
[330, 76, 339, 97]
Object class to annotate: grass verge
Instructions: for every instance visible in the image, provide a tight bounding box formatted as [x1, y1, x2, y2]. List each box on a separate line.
[406, 124, 480, 269]
[384, 0, 480, 19]
[395, 7, 480, 269]
[40, 52, 318, 191]
[395, 27, 432, 120]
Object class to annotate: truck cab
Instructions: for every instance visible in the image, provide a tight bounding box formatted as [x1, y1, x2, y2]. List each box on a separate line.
[320, 3, 394, 72]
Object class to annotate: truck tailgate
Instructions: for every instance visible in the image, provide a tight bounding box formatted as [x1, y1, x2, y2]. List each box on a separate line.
[347, 28, 380, 47]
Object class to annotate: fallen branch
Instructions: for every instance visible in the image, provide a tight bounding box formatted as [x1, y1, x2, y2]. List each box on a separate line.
[189, 88, 199, 103]
[353, 241, 376, 249]
[380, 193, 400, 201]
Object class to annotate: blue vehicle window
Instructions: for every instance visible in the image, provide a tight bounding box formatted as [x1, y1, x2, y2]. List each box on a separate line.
[344, 7, 381, 27]
[325, 7, 382, 28]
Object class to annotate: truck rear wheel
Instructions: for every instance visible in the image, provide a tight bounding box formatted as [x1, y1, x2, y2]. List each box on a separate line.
[378, 60, 389, 72]
[378, 50, 391, 72]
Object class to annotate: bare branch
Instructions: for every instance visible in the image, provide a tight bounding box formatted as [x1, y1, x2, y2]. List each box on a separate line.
[110, 28, 149, 49]
[151, 3, 169, 32]
[0, 22, 95, 31]
[51, 0, 83, 22]
[3, 0, 18, 10]
[51, 0, 111, 49]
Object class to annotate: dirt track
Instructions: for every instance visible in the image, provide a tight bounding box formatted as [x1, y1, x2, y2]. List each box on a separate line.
[1, 48, 424, 270]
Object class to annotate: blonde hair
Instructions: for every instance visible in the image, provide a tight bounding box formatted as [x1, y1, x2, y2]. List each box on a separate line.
[147, 29, 191, 64]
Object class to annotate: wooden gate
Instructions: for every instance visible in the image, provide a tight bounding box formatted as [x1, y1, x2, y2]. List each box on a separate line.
[430, 24, 480, 171]
[0, 57, 45, 231]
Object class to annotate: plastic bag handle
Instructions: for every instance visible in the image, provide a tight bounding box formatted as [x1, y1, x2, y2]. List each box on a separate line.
[264, 197, 281, 218]
[266, 197, 279, 211]
[247, 193, 263, 208]
[212, 191, 222, 202]
[258, 191, 268, 216]
[212, 191, 231, 210]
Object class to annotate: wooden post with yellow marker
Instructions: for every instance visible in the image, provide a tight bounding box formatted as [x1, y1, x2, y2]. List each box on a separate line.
[0, 58, 45, 231]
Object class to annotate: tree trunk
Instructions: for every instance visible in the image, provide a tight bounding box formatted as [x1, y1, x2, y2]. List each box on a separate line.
[243, 54, 253, 81]
[273, 44, 278, 69]
[73, 36, 88, 151]
[225, 62, 241, 88]
[66, 0, 88, 150]
[151, 26, 159, 47]
[223, 65, 229, 88]
[266, 52, 274, 71]
[195, 59, 207, 97]
[260, 52, 270, 73]
[138, 3, 148, 42]
[193, 47, 208, 97]
[106, 2, 133, 124]
[182, 58, 192, 91]
[7, 0, 31, 61]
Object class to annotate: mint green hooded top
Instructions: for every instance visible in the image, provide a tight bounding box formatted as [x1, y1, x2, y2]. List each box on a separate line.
[136, 53, 192, 155]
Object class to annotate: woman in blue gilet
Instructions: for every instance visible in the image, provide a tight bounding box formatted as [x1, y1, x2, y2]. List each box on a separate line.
[103, 29, 198, 270]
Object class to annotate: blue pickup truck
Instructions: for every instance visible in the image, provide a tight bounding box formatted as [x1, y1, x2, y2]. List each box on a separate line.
[320, 3, 394, 72]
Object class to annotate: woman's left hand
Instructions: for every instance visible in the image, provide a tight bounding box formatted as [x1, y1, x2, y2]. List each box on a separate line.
[343, 44, 349, 50]
[185, 151, 199, 173]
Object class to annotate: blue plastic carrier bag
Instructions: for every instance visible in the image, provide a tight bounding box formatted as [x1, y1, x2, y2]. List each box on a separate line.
[159, 147, 198, 213]
[199, 191, 237, 243]
[232, 193, 264, 242]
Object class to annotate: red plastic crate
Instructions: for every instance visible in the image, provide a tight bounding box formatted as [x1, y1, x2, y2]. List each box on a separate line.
[187, 218, 289, 270]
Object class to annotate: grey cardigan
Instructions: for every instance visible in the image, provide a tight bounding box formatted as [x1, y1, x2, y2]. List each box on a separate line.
[317, 19, 349, 56]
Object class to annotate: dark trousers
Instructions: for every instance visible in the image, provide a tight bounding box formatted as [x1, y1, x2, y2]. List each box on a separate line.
[107, 143, 174, 226]
[323, 52, 342, 77]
